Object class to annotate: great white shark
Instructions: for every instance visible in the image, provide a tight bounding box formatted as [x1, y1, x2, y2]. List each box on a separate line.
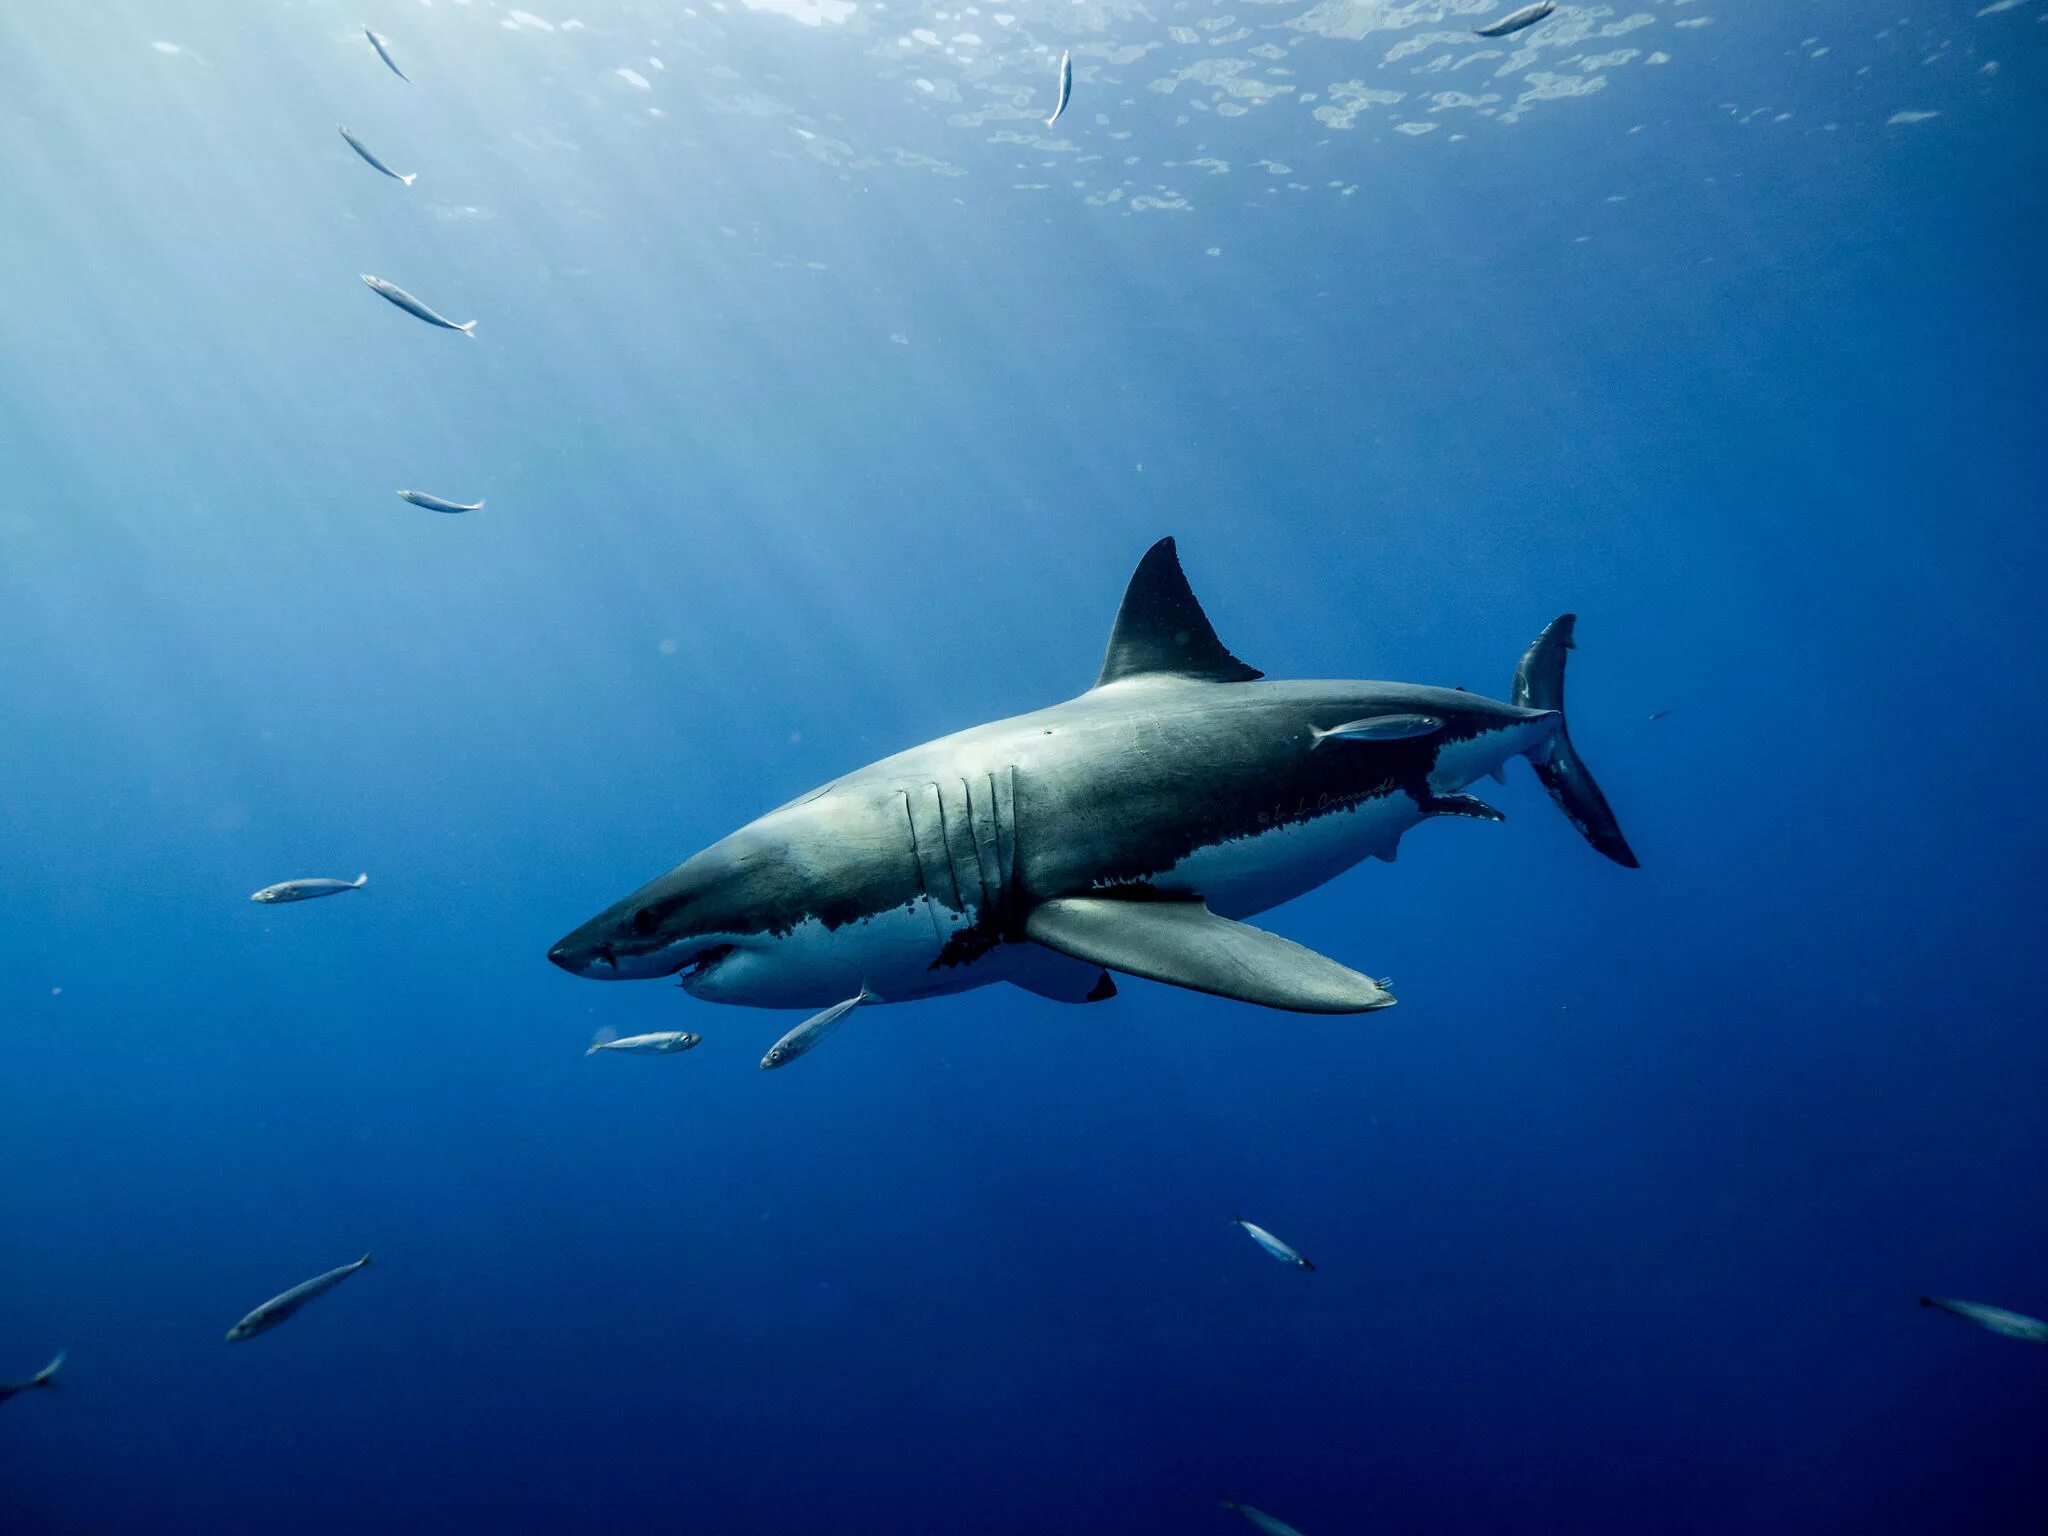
[549, 539, 1636, 1023]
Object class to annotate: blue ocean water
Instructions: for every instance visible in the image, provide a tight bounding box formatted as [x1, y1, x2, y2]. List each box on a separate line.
[3, 1, 2044, 1530]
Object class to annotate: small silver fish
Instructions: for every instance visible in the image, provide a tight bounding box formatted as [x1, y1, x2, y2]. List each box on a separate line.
[338, 125, 415, 186]
[361, 275, 476, 338]
[397, 490, 484, 514]
[1222, 1502, 1309, 1536]
[1046, 49, 1072, 129]
[364, 26, 411, 82]
[0, 1351, 63, 1406]
[587, 1030, 701, 1056]
[227, 1255, 372, 1343]
[1648, 709, 1672, 722]
[1474, 0, 1556, 37]
[1308, 712, 1442, 748]
[1920, 1295, 2048, 1344]
[250, 873, 368, 904]
[760, 990, 869, 1070]
[1233, 1217, 1314, 1271]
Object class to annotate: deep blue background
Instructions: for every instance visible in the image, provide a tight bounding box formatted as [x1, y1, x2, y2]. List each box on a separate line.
[3, 2, 2044, 1531]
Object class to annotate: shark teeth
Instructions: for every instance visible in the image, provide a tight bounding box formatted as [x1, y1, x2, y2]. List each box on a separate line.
[675, 943, 735, 984]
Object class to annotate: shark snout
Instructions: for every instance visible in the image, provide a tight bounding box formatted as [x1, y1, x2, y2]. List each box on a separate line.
[547, 936, 623, 978]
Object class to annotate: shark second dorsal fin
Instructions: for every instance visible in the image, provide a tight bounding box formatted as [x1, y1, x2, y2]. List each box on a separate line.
[1095, 537, 1263, 688]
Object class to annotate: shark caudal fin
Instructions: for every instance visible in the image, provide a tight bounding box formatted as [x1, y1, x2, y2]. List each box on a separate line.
[34, 1351, 64, 1388]
[1512, 615, 1639, 869]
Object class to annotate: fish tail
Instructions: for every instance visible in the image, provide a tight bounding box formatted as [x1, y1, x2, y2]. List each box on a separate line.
[399, 172, 417, 187]
[357, 1253, 374, 1268]
[34, 1351, 64, 1388]
[457, 320, 478, 339]
[353, 873, 369, 887]
[1511, 615, 1639, 869]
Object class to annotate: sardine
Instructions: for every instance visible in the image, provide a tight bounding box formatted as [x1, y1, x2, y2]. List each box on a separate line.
[397, 490, 484, 513]
[1648, 709, 1672, 721]
[1222, 1502, 1309, 1536]
[364, 26, 411, 82]
[1233, 1216, 1315, 1271]
[0, 1351, 63, 1405]
[760, 989, 868, 1070]
[227, 1255, 373, 1343]
[361, 275, 477, 338]
[588, 1030, 701, 1056]
[1046, 49, 1072, 129]
[251, 873, 368, 904]
[1308, 713, 1443, 748]
[1920, 1295, 2048, 1344]
[1474, 0, 1556, 37]
[338, 125, 415, 186]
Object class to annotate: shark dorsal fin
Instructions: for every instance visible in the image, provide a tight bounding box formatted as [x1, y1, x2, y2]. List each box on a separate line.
[1095, 537, 1263, 688]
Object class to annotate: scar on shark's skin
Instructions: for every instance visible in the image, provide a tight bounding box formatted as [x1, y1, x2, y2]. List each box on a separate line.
[549, 538, 1636, 1034]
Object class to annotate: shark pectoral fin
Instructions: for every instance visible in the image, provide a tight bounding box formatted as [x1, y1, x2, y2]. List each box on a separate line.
[1009, 944, 1119, 1005]
[1418, 792, 1506, 822]
[1023, 898, 1393, 1014]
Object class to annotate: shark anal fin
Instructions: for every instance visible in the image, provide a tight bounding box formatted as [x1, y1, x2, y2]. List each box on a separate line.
[1095, 538, 1263, 688]
[1024, 897, 1393, 1014]
[1418, 792, 1505, 822]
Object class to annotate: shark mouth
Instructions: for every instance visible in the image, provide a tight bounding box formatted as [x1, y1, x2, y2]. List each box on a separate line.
[675, 943, 736, 986]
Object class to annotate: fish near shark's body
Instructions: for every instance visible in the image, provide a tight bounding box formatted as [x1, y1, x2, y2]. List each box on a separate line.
[549, 539, 1635, 1031]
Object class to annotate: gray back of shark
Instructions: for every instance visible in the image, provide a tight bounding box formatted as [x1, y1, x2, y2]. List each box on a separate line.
[549, 538, 1635, 1017]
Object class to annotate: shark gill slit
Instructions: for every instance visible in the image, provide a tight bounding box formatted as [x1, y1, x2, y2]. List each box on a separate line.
[966, 774, 1003, 922]
[994, 765, 1019, 930]
[897, 787, 949, 946]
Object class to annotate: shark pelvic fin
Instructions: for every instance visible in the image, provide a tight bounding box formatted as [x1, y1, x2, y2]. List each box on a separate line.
[1024, 896, 1393, 1013]
[1417, 792, 1506, 822]
[1095, 538, 1263, 688]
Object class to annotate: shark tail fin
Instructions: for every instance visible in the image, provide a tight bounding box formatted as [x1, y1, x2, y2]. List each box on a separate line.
[1512, 615, 1639, 869]
[399, 172, 417, 187]
[34, 1351, 64, 1388]
[353, 873, 369, 887]
[457, 320, 478, 339]
[357, 1253, 374, 1268]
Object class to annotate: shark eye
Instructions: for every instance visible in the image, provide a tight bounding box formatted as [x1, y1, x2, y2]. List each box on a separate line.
[631, 907, 657, 936]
